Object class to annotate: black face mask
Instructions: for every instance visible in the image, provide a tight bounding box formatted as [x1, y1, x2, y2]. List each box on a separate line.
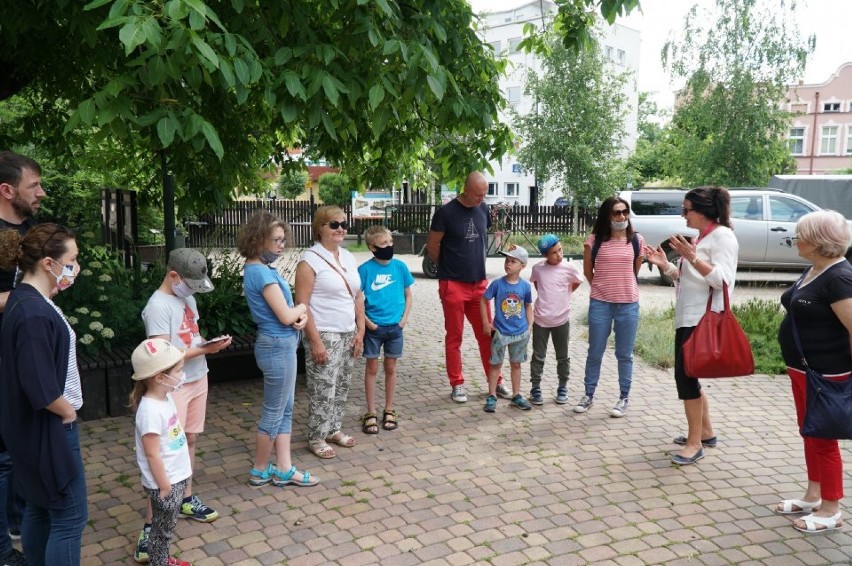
[372, 245, 394, 261]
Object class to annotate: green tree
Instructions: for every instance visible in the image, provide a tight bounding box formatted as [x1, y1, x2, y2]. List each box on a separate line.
[318, 172, 352, 208]
[662, 0, 812, 187]
[514, 34, 628, 204]
[626, 92, 678, 185]
[0, 0, 515, 212]
[277, 169, 309, 199]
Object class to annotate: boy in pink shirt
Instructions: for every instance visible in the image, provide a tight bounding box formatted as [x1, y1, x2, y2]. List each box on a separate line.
[529, 234, 585, 404]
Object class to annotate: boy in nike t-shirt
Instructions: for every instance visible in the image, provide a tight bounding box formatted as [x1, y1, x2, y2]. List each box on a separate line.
[357, 225, 414, 434]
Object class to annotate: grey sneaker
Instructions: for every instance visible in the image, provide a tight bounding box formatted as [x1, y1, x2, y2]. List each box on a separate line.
[451, 385, 468, 403]
[529, 386, 544, 405]
[495, 383, 511, 399]
[573, 395, 593, 413]
[555, 386, 568, 405]
[610, 398, 628, 418]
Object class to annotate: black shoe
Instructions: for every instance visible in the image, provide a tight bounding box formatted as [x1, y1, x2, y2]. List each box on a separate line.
[1, 548, 27, 566]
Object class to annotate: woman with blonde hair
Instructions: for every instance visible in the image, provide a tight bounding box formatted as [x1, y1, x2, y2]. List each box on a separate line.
[295, 206, 365, 459]
[776, 210, 852, 533]
[238, 211, 318, 486]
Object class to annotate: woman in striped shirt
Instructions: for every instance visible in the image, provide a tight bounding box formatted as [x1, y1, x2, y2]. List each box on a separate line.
[577, 197, 644, 418]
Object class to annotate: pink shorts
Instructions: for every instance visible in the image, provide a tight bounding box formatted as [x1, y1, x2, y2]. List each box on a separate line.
[170, 375, 209, 434]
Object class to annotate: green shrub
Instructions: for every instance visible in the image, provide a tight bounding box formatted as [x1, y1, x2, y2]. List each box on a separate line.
[195, 250, 255, 338]
[633, 306, 676, 369]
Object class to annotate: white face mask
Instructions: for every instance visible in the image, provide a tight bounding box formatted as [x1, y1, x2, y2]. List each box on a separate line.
[48, 261, 78, 292]
[171, 278, 194, 298]
[611, 220, 629, 231]
[159, 371, 187, 392]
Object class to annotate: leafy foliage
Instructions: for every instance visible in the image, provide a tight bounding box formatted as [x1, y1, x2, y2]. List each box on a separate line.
[318, 173, 353, 208]
[517, 0, 640, 54]
[1, 0, 516, 212]
[277, 169, 309, 199]
[195, 251, 254, 338]
[514, 34, 629, 204]
[662, 0, 813, 187]
[626, 92, 679, 186]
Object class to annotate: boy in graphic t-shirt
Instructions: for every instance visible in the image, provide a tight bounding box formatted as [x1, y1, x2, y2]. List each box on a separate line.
[358, 226, 414, 434]
[480, 245, 534, 413]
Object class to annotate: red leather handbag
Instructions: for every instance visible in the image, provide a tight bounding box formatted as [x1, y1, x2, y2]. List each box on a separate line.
[682, 282, 754, 378]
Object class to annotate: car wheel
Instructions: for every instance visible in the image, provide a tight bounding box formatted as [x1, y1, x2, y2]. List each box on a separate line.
[659, 248, 680, 287]
[422, 254, 438, 279]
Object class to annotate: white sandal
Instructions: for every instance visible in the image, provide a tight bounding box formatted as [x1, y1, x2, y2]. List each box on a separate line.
[776, 498, 821, 515]
[794, 512, 842, 533]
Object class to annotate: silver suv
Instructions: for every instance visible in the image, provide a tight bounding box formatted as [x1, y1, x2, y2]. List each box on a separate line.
[620, 189, 826, 284]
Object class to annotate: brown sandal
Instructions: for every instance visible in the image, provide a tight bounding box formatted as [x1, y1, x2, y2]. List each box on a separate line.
[308, 441, 336, 459]
[326, 431, 356, 447]
[382, 409, 398, 431]
[362, 412, 379, 435]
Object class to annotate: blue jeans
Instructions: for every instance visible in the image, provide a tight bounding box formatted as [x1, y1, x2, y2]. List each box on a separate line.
[583, 299, 640, 399]
[254, 332, 299, 437]
[0, 450, 13, 556]
[22, 422, 87, 566]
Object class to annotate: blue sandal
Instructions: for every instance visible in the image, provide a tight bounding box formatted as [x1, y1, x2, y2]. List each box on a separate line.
[248, 463, 276, 487]
[272, 465, 319, 487]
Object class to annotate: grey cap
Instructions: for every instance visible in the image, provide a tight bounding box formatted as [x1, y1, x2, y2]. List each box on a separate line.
[498, 245, 529, 265]
[168, 248, 214, 294]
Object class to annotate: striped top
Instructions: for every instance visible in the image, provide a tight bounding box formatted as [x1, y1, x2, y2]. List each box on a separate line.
[46, 298, 83, 410]
[586, 234, 644, 304]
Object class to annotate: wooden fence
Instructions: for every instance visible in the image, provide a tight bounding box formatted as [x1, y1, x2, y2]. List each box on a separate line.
[184, 200, 597, 249]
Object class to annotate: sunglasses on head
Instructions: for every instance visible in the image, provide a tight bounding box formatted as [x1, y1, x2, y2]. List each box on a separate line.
[326, 221, 348, 230]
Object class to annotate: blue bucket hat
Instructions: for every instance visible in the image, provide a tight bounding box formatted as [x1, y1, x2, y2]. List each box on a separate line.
[536, 234, 560, 256]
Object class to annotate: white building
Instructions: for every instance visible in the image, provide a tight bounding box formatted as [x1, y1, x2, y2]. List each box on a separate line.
[477, 0, 641, 206]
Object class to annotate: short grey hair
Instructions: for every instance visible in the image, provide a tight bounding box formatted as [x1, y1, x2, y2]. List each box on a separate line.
[796, 210, 852, 259]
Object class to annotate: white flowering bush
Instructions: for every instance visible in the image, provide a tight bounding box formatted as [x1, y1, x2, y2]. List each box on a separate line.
[55, 244, 165, 356]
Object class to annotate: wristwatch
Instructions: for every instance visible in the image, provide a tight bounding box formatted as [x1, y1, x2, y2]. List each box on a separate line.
[690, 256, 700, 265]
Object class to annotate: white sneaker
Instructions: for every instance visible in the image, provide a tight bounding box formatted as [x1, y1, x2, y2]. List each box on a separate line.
[451, 385, 468, 403]
[573, 395, 593, 413]
[610, 398, 628, 418]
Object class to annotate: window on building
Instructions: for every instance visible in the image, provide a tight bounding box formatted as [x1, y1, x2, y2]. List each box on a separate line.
[507, 86, 521, 106]
[489, 40, 501, 53]
[823, 102, 841, 112]
[820, 125, 839, 154]
[505, 182, 519, 197]
[508, 37, 522, 52]
[487, 182, 498, 196]
[847, 126, 852, 154]
[788, 127, 805, 155]
[605, 46, 613, 60]
[617, 49, 625, 64]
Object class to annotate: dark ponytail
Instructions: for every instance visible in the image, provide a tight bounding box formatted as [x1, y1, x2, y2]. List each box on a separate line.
[685, 186, 732, 229]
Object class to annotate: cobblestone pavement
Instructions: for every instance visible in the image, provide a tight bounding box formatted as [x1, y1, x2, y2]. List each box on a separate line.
[80, 255, 851, 565]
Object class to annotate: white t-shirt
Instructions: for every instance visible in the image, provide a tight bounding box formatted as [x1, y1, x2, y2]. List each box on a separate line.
[142, 291, 207, 383]
[674, 225, 739, 329]
[135, 394, 192, 489]
[301, 243, 361, 333]
[530, 260, 585, 328]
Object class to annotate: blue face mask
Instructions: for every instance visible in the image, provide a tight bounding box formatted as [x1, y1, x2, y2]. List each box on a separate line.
[260, 250, 279, 265]
[372, 245, 394, 261]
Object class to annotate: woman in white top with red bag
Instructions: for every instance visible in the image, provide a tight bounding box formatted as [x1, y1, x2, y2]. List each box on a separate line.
[295, 206, 365, 459]
[645, 186, 738, 466]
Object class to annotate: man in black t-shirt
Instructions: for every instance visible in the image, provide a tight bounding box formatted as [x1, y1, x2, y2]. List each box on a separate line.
[428, 172, 507, 403]
[0, 151, 45, 566]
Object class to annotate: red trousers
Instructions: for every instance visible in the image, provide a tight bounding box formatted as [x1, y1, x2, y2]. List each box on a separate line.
[788, 367, 845, 501]
[439, 279, 493, 387]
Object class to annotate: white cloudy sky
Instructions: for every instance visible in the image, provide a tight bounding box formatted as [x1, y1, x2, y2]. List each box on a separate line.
[469, 0, 852, 110]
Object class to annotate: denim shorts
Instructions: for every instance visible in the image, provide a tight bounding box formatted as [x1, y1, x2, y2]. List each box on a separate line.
[489, 328, 530, 365]
[363, 324, 404, 359]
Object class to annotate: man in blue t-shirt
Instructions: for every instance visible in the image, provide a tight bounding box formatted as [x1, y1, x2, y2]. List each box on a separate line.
[358, 226, 414, 434]
[427, 172, 509, 404]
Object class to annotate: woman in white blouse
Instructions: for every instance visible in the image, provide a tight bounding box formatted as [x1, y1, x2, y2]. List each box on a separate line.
[645, 186, 738, 466]
[295, 206, 365, 459]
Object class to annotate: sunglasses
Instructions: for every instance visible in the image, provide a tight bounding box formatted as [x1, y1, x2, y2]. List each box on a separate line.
[681, 206, 695, 215]
[326, 221, 348, 230]
[611, 208, 629, 218]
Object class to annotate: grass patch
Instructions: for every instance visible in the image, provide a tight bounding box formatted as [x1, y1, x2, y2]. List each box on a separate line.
[635, 299, 786, 374]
